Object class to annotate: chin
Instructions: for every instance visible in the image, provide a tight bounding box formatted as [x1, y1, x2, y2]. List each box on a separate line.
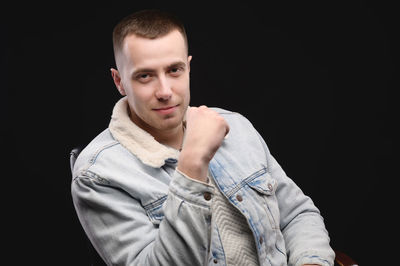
[155, 115, 183, 131]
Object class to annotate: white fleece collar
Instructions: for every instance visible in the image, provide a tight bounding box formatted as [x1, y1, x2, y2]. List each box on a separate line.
[108, 97, 180, 168]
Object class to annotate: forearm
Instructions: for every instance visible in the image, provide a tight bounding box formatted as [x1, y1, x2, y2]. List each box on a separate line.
[177, 149, 209, 183]
[259, 135, 335, 265]
[72, 171, 214, 266]
[270, 164, 335, 265]
[283, 211, 334, 266]
[142, 170, 214, 265]
[271, 166, 334, 265]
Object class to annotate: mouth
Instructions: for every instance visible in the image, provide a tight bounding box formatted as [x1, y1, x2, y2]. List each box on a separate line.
[153, 104, 179, 115]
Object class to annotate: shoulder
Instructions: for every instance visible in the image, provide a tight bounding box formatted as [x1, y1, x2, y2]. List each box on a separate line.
[72, 129, 137, 180]
[210, 107, 255, 129]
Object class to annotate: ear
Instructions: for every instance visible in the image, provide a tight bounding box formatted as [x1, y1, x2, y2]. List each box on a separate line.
[110, 68, 126, 96]
[187, 55, 192, 72]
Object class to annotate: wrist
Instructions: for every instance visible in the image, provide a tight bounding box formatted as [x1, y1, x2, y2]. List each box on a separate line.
[178, 150, 209, 182]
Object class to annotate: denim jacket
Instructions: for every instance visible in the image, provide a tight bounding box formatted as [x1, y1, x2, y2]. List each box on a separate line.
[71, 97, 335, 266]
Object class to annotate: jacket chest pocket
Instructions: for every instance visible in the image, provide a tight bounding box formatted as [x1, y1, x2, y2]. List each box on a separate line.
[143, 195, 167, 225]
[247, 172, 280, 230]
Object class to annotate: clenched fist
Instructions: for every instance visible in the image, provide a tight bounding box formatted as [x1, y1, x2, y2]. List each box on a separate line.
[178, 106, 229, 182]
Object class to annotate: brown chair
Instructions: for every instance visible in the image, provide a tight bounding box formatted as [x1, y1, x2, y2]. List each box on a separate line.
[70, 147, 358, 266]
[334, 250, 358, 266]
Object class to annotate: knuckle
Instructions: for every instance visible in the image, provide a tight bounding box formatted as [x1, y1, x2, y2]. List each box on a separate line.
[215, 115, 224, 122]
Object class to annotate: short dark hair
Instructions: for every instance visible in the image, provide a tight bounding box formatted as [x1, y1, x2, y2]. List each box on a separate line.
[112, 9, 188, 59]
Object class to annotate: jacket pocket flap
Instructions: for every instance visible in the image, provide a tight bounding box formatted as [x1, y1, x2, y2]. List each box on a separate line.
[144, 195, 167, 225]
[247, 172, 277, 196]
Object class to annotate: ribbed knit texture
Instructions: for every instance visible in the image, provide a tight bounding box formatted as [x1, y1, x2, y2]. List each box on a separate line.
[210, 177, 259, 266]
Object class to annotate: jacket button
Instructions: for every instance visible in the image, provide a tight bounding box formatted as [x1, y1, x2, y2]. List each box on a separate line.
[236, 194, 243, 202]
[259, 236, 263, 244]
[204, 192, 212, 201]
[213, 258, 218, 263]
[268, 183, 273, 191]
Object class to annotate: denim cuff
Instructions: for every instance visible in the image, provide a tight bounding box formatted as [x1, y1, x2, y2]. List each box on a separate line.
[169, 169, 215, 208]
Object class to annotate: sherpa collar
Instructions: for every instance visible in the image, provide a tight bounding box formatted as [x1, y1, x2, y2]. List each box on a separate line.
[109, 96, 180, 168]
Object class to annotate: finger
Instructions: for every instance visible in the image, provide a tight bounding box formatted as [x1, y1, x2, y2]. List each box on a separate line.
[224, 123, 230, 139]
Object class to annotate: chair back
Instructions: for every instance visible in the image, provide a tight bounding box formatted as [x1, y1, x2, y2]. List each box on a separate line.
[70, 146, 83, 173]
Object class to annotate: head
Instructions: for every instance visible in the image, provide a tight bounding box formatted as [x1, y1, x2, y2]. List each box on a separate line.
[111, 9, 192, 137]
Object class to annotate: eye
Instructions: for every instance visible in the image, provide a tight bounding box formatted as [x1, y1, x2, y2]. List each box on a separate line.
[135, 73, 152, 83]
[169, 67, 183, 76]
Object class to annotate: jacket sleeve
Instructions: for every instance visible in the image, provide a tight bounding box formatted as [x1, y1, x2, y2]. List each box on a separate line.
[71, 169, 214, 266]
[256, 131, 335, 266]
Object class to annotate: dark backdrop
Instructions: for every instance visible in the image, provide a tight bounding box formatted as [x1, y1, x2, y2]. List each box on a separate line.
[2, 1, 396, 265]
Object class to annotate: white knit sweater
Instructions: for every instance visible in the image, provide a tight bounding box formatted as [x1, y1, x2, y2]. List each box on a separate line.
[210, 176, 259, 266]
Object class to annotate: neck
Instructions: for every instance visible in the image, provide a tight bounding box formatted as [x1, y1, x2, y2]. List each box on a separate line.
[152, 124, 184, 150]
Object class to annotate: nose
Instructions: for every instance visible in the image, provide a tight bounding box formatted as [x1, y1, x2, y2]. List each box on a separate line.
[155, 75, 172, 101]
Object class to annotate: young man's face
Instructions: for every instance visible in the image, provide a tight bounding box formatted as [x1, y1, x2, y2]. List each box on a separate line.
[112, 30, 191, 135]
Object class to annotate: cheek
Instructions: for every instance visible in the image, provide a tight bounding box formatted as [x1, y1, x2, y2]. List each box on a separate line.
[129, 84, 154, 102]
[175, 76, 190, 95]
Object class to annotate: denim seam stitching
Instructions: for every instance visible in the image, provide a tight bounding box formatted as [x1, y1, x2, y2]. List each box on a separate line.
[89, 141, 120, 165]
[225, 167, 267, 198]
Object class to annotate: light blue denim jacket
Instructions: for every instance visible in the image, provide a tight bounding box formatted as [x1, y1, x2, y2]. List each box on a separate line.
[71, 97, 335, 266]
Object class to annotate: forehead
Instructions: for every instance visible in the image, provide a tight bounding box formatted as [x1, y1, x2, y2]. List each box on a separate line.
[121, 30, 187, 69]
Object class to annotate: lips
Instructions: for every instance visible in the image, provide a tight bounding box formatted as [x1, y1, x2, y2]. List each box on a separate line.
[153, 104, 179, 115]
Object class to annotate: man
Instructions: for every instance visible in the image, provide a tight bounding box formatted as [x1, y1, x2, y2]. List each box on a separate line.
[71, 9, 335, 266]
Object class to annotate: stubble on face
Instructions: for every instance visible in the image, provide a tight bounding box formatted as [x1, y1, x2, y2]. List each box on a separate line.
[118, 30, 191, 141]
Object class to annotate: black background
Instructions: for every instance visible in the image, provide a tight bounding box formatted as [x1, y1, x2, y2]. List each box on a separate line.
[2, 1, 396, 265]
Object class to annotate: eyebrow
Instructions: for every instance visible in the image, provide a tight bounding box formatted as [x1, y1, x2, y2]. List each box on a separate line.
[131, 61, 187, 77]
